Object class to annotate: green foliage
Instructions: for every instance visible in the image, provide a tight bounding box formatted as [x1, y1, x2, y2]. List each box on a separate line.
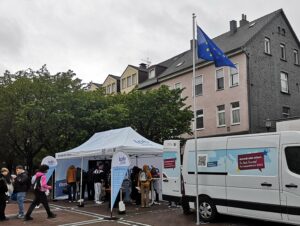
[0, 66, 193, 174]
[124, 85, 193, 143]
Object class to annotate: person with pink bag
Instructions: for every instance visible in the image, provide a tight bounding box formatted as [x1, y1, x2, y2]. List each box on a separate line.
[24, 165, 56, 221]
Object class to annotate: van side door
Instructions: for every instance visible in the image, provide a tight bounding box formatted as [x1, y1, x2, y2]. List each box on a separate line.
[226, 135, 282, 221]
[281, 145, 300, 224]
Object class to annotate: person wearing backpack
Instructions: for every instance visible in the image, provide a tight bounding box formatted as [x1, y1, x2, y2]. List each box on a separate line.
[24, 164, 56, 221]
[138, 165, 152, 208]
[13, 165, 29, 219]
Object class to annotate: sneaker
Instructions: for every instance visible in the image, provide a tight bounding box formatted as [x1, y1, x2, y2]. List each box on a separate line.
[24, 216, 33, 221]
[17, 214, 24, 219]
[47, 213, 57, 219]
[96, 201, 103, 204]
[35, 204, 41, 209]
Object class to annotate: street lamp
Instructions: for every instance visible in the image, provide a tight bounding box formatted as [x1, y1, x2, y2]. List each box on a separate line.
[265, 118, 272, 132]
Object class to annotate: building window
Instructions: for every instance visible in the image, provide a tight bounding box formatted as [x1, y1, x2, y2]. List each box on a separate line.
[127, 76, 132, 87]
[282, 28, 286, 36]
[216, 68, 224, 90]
[282, 106, 290, 118]
[174, 82, 181, 89]
[264, 37, 271, 54]
[217, 105, 225, 127]
[230, 64, 239, 87]
[149, 69, 155, 79]
[106, 85, 111, 94]
[132, 74, 137, 85]
[122, 78, 126, 89]
[231, 102, 240, 124]
[112, 83, 116, 93]
[294, 49, 299, 65]
[195, 75, 203, 96]
[280, 71, 289, 93]
[280, 43, 286, 60]
[196, 109, 204, 129]
[175, 83, 182, 97]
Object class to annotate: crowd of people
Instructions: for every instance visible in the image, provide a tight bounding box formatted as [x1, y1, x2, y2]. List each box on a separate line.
[65, 163, 161, 208]
[0, 162, 161, 222]
[0, 164, 56, 221]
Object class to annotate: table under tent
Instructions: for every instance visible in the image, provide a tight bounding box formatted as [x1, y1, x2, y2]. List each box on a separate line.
[54, 127, 163, 199]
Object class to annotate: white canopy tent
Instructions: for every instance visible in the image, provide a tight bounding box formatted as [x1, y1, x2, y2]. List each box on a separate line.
[54, 127, 163, 199]
[56, 127, 163, 159]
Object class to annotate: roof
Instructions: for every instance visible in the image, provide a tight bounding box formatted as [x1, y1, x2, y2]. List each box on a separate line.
[157, 9, 284, 79]
[103, 74, 120, 85]
[55, 127, 163, 159]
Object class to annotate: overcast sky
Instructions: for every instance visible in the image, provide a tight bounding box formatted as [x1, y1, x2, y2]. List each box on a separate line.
[0, 0, 299, 84]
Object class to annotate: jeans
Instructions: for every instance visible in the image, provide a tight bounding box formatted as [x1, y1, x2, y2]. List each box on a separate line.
[17, 192, 26, 216]
[67, 182, 76, 201]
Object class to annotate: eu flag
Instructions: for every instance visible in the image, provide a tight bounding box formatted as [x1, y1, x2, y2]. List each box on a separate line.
[197, 25, 236, 68]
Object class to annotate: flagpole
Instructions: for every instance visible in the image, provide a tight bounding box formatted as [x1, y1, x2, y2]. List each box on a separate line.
[192, 13, 200, 225]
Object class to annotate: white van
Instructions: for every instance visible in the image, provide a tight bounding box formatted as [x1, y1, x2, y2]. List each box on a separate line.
[162, 131, 300, 225]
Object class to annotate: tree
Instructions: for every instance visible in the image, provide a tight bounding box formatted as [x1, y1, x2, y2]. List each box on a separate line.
[0, 66, 85, 174]
[124, 85, 193, 143]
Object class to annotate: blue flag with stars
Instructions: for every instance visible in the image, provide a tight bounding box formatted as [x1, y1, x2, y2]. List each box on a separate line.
[197, 25, 236, 68]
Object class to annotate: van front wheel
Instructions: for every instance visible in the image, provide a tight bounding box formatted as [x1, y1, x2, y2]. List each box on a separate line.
[198, 197, 217, 222]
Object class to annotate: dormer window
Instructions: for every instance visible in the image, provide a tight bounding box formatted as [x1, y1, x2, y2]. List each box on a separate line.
[149, 69, 155, 79]
[176, 61, 185, 67]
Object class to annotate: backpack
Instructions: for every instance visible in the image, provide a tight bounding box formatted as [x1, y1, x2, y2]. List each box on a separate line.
[151, 167, 160, 178]
[33, 176, 42, 191]
[139, 171, 147, 182]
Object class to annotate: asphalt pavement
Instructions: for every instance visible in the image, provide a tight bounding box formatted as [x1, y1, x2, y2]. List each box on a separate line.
[2, 198, 293, 226]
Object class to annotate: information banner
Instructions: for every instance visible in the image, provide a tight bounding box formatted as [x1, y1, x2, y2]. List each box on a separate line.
[41, 156, 58, 183]
[111, 152, 130, 212]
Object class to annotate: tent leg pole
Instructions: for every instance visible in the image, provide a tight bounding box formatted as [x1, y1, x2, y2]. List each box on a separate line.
[78, 157, 84, 207]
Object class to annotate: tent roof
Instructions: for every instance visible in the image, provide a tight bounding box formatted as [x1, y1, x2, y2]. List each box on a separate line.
[55, 127, 163, 159]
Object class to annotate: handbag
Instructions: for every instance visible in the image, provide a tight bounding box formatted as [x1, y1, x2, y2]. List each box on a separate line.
[7, 183, 14, 194]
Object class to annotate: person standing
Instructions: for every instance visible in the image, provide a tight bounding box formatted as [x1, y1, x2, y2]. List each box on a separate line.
[86, 168, 95, 200]
[1, 168, 13, 203]
[24, 165, 56, 221]
[66, 165, 77, 202]
[93, 164, 105, 204]
[0, 169, 9, 221]
[138, 165, 152, 208]
[13, 165, 29, 219]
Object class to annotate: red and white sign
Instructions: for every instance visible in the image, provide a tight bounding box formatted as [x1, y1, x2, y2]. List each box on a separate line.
[238, 152, 265, 171]
[164, 158, 176, 168]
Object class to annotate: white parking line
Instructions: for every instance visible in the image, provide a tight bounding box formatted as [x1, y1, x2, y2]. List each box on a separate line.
[49, 202, 152, 226]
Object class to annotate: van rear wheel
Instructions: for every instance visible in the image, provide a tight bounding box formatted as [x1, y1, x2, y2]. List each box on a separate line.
[198, 197, 217, 222]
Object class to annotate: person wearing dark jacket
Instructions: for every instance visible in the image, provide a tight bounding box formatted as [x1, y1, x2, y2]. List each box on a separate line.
[24, 165, 56, 221]
[0, 169, 9, 221]
[13, 165, 29, 219]
[86, 169, 94, 200]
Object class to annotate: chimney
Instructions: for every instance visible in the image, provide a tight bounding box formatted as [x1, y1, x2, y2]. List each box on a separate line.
[230, 20, 237, 33]
[239, 14, 249, 27]
[139, 63, 147, 69]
